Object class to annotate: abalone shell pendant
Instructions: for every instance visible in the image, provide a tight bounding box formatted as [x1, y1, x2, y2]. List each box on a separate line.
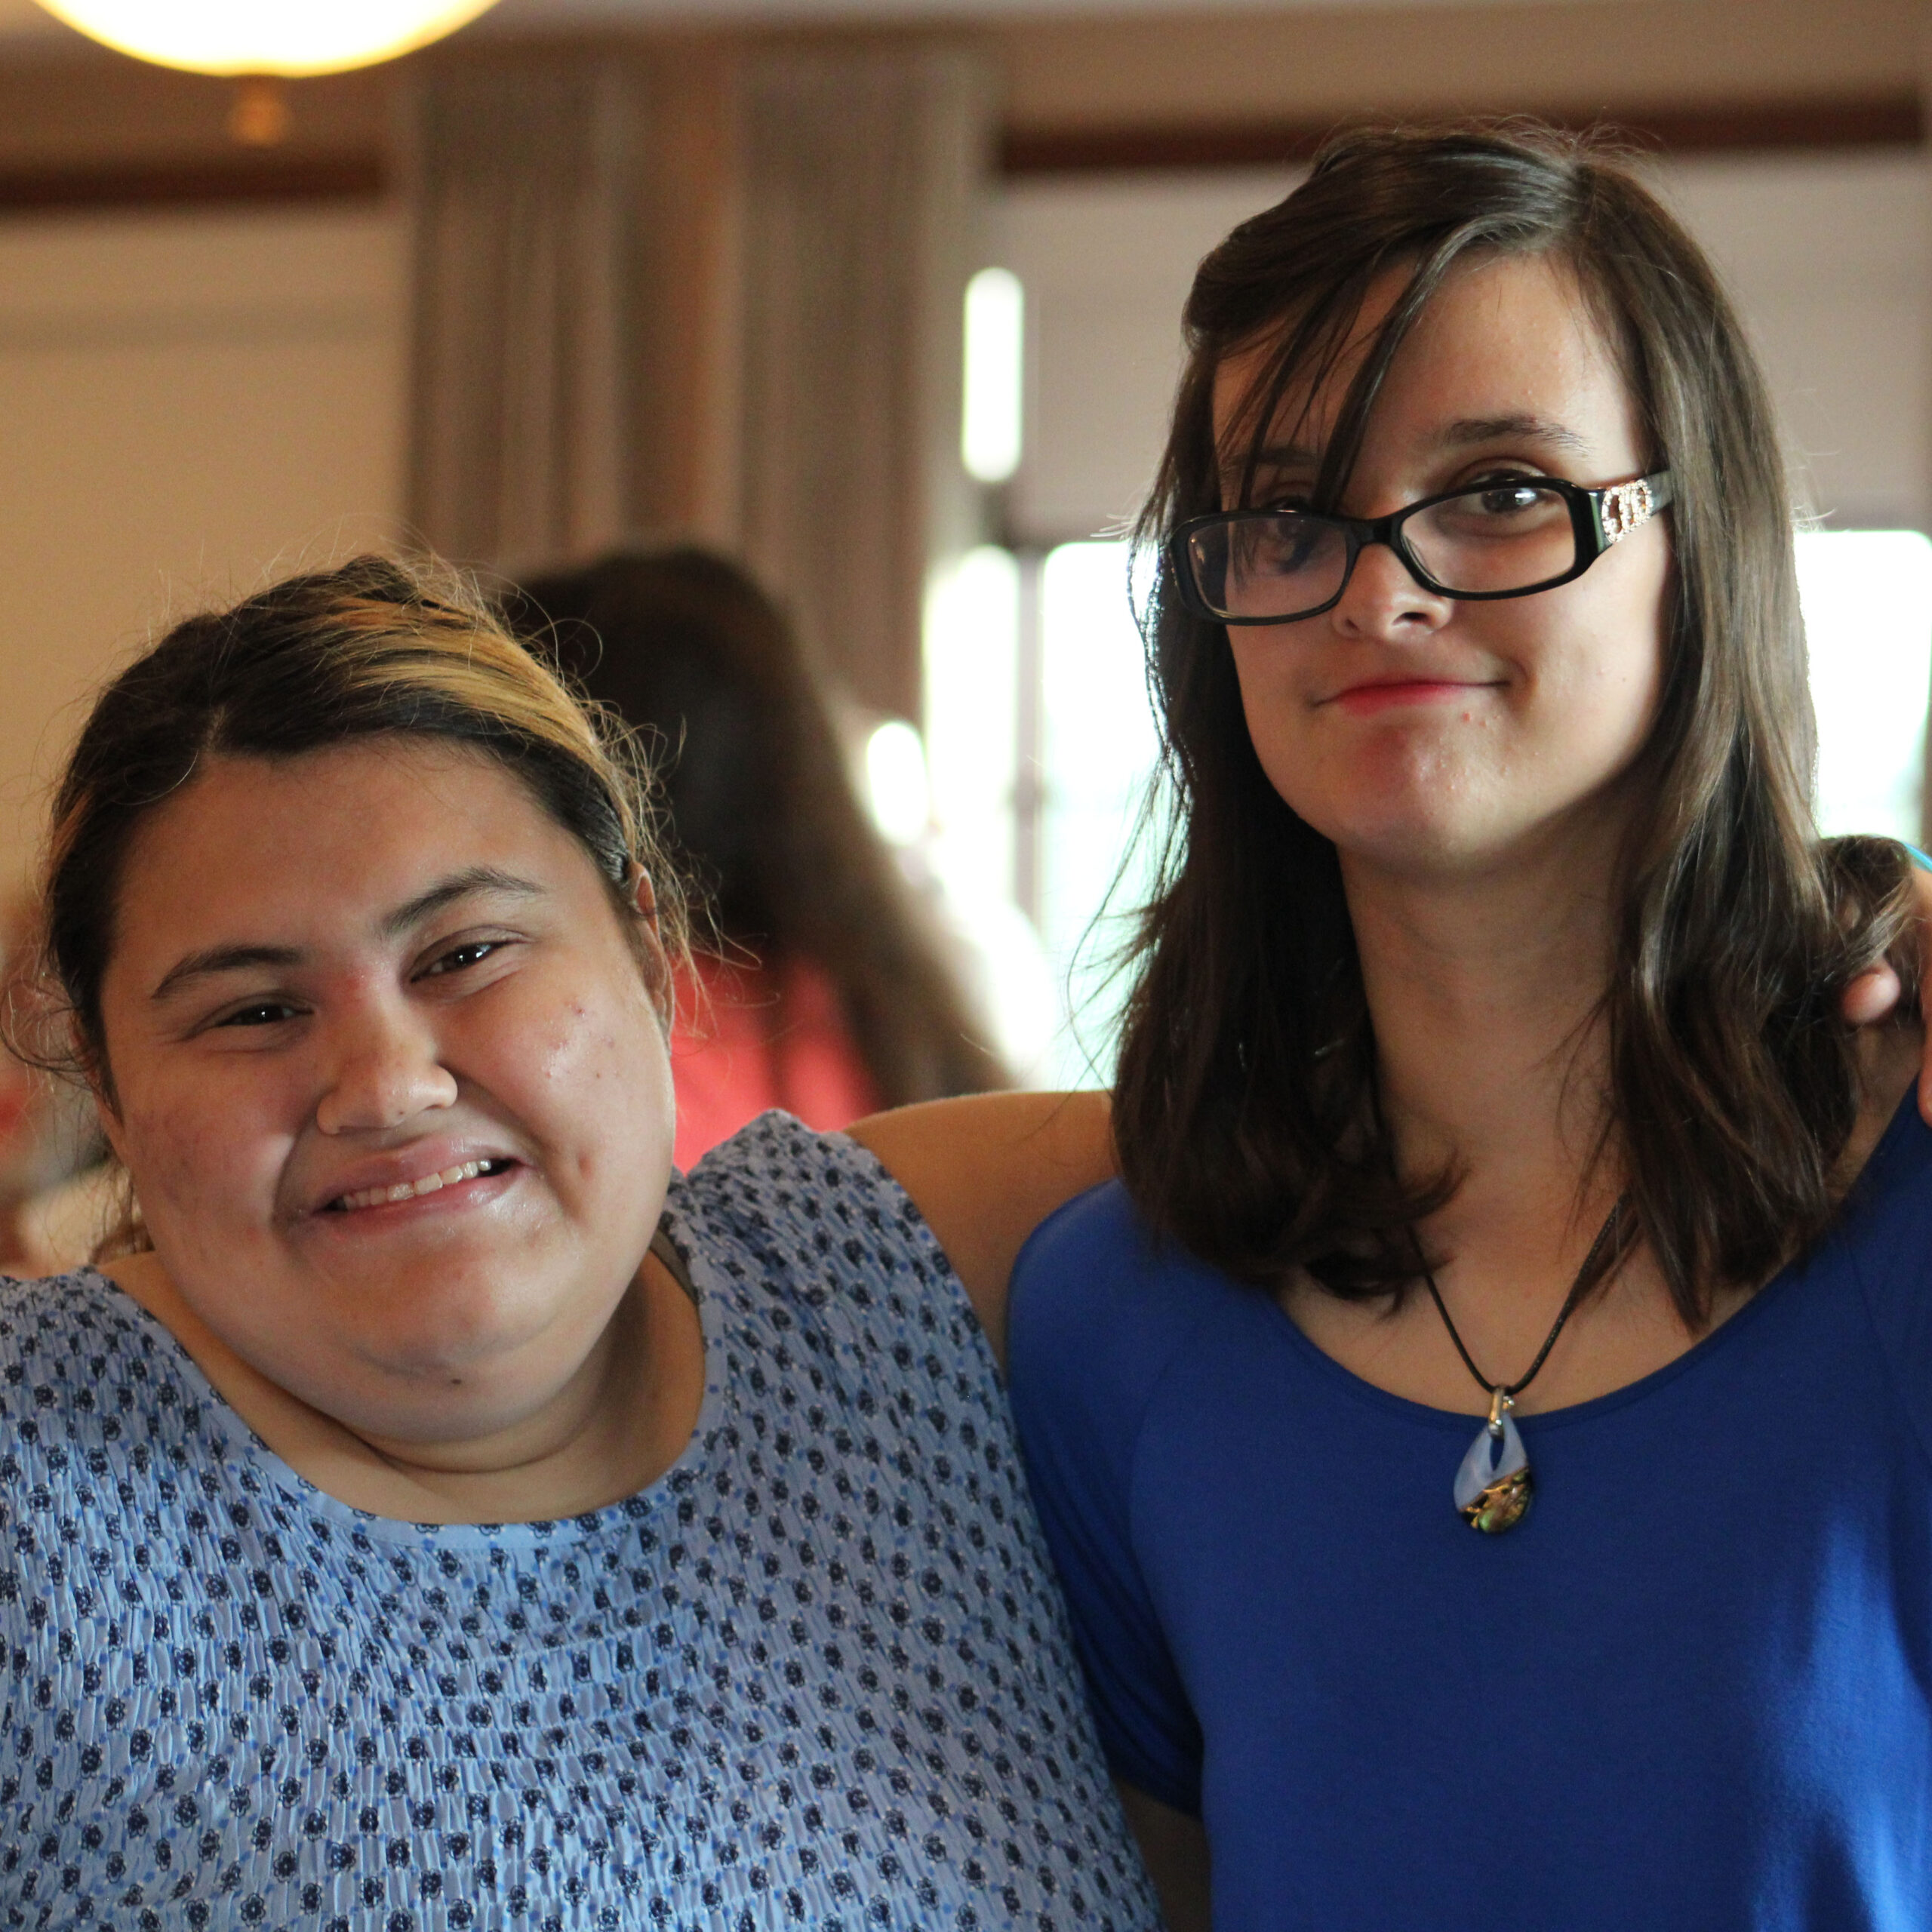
[1454, 1393, 1532, 1534]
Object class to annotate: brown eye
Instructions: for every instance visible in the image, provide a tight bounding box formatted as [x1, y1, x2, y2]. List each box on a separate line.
[1474, 482, 1546, 515]
[216, 1001, 300, 1029]
[421, 939, 509, 980]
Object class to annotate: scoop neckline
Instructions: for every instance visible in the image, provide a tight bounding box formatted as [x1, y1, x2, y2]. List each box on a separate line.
[1250, 1084, 1923, 1440]
[78, 1192, 727, 1548]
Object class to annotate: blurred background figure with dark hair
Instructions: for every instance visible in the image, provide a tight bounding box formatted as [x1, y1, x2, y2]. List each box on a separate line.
[506, 548, 1011, 1168]
[0, 892, 110, 1272]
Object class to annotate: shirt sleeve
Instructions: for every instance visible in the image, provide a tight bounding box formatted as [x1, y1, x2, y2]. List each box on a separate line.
[1006, 1184, 1207, 1816]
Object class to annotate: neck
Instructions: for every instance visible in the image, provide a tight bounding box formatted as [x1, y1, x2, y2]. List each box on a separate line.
[1342, 825, 1622, 1242]
[103, 1245, 705, 1522]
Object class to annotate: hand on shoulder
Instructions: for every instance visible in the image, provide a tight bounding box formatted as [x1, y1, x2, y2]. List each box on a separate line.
[848, 1091, 1114, 1367]
[1854, 860, 1932, 1128]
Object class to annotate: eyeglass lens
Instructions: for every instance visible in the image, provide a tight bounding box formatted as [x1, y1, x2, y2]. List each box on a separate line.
[1188, 481, 1580, 621]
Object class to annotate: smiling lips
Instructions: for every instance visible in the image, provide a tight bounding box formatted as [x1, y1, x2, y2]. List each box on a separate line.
[1329, 677, 1490, 716]
[330, 1158, 512, 1214]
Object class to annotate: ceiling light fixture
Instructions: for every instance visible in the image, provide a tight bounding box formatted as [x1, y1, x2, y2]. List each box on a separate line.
[32, 0, 503, 77]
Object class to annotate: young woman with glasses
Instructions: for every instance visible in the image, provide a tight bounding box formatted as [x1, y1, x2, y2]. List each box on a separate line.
[942, 124, 1930, 1927]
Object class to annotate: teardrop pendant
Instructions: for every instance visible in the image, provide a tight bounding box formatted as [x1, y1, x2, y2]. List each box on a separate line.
[1454, 1402, 1532, 1534]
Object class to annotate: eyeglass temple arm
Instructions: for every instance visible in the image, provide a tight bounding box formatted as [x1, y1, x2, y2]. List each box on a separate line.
[1590, 469, 1674, 549]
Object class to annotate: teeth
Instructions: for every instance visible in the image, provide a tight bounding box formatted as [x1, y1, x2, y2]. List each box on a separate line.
[335, 1160, 500, 1213]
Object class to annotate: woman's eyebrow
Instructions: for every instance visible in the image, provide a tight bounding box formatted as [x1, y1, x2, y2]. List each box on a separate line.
[378, 866, 546, 939]
[1434, 413, 1591, 454]
[151, 943, 300, 1002]
[149, 868, 547, 1001]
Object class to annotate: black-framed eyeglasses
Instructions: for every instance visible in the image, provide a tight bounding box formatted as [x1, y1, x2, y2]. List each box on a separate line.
[1170, 470, 1675, 626]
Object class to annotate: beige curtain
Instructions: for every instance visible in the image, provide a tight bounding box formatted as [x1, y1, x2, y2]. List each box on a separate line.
[734, 45, 992, 723]
[407, 53, 654, 570]
[407, 38, 994, 723]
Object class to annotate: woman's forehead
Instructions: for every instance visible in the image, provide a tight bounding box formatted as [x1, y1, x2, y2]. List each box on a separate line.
[112, 741, 580, 949]
[133, 738, 534, 848]
[1209, 251, 1631, 473]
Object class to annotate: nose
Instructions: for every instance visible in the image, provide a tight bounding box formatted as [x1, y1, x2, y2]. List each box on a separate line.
[313, 995, 459, 1137]
[1329, 537, 1451, 640]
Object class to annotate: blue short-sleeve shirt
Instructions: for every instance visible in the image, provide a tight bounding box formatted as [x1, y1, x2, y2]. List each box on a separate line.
[1008, 1095, 1932, 1930]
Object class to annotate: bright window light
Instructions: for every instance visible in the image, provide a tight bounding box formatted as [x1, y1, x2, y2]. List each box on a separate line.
[32, 0, 501, 75]
[924, 546, 1021, 902]
[1796, 529, 1932, 843]
[863, 719, 931, 849]
[961, 267, 1024, 486]
[921, 547, 1059, 1081]
[1037, 540, 1161, 1086]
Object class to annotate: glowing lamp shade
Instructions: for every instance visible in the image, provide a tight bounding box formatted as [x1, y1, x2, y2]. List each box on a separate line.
[33, 0, 503, 76]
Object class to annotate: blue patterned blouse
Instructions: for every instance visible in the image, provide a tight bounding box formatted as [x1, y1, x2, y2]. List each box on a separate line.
[0, 1114, 1158, 1932]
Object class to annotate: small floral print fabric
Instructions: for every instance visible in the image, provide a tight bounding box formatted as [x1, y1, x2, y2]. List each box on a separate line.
[0, 1113, 1159, 1932]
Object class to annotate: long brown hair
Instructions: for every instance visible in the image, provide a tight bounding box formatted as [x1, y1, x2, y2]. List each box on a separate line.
[1112, 122, 1912, 1326]
[503, 547, 1008, 1107]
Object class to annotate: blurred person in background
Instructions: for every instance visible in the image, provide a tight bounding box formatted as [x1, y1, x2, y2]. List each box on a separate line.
[504, 549, 1010, 1168]
[0, 888, 106, 1272]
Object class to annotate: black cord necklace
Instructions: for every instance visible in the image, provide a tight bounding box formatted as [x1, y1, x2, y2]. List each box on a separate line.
[1423, 1197, 1627, 1534]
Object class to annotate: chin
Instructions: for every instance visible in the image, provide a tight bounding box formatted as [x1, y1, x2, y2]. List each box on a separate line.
[287, 1238, 583, 1366]
[1296, 792, 1469, 863]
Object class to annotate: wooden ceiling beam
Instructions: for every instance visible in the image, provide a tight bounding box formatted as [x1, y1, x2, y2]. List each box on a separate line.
[1001, 94, 1924, 175]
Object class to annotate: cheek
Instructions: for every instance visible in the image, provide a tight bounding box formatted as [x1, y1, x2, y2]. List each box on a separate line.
[511, 985, 674, 1174]
[1543, 594, 1669, 761]
[118, 1082, 291, 1229]
[1227, 637, 1314, 764]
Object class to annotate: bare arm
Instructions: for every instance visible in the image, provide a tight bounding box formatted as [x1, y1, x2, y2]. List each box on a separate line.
[1117, 1781, 1211, 1932]
[847, 1090, 1113, 1367]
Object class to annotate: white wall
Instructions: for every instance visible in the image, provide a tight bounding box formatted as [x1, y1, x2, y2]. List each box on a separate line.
[1657, 151, 1930, 530]
[995, 168, 1299, 546]
[0, 205, 408, 882]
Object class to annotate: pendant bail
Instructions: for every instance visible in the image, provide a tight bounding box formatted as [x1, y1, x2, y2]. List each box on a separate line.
[1486, 1386, 1510, 1435]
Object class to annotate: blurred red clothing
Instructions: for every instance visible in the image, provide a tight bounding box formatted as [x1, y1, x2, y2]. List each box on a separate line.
[670, 955, 881, 1170]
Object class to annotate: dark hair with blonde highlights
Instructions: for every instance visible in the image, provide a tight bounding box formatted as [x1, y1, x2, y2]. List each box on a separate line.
[35, 552, 685, 1105]
[1112, 120, 1913, 1326]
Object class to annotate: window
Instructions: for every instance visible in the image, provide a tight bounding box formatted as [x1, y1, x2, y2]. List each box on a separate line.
[1796, 528, 1932, 842]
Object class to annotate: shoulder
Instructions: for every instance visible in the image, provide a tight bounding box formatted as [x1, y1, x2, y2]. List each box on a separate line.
[1008, 1179, 1237, 1456]
[846, 1091, 1116, 1365]
[1833, 1088, 1932, 1312]
[1815, 1089, 1932, 1472]
[673, 1108, 986, 1357]
[0, 1268, 185, 1412]
[0, 1271, 221, 1531]
[1837, 1084, 1932, 1264]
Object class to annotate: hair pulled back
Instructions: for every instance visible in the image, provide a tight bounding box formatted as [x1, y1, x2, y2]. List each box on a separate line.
[1113, 120, 1913, 1324]
[38, 552, 684, 1095]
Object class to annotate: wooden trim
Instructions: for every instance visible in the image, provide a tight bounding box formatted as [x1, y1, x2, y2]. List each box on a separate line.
[0, 152, 388, 212]
[0, 93, 1915, 206]
[1001, 94, 1924, 174]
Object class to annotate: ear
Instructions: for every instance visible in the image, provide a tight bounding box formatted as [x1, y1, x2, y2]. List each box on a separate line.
[629, 861, 660, 933]
[625, 863, 678, 1031]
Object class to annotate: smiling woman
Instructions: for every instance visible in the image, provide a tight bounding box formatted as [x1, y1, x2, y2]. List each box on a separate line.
[0, 557, 1159, 1929]
[1001, 123, 1932, 1931]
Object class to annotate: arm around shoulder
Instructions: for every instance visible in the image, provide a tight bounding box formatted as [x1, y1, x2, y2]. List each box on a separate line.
[847, 1090, 1114, 1367]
